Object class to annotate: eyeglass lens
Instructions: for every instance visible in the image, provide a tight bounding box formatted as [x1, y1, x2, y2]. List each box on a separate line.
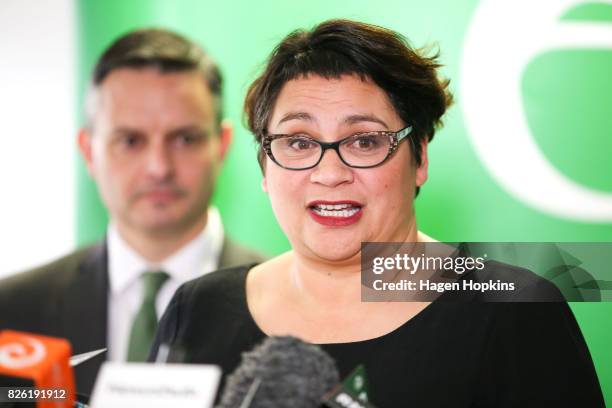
[270, 132, 393, 169]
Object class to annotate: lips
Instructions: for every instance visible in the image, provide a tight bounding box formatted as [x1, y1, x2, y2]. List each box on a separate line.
[307, 200, 363, 227]
[145, 190, 177, 200]
[138, 188, 183, 204]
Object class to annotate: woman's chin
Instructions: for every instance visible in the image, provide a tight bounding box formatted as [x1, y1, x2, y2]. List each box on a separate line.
[304, 240, 362, 264]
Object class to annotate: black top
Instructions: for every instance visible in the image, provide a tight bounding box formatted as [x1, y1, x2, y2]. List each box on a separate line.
[150, 264, 604, 407]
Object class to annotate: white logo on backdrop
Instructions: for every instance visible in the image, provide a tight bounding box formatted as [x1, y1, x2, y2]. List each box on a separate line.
[0, 337, 46, 369]
[461, 0, 612, 221]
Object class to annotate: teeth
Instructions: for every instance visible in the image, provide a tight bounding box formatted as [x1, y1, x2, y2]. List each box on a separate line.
[316, 203, 353, 210]
[312, 207, 360, 218]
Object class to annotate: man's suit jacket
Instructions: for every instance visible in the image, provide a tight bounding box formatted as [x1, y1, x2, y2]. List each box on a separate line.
[0, 238, 265, 396]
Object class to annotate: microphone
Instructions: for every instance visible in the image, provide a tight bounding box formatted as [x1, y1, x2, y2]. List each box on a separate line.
[321, 383, 378, 408]
[321, 365, 377, 408]
[0, 330, 76, 408]
[216, 336, 340, 408]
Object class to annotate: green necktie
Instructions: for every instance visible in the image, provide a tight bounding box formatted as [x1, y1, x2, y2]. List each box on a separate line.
[127, 271, 169, 362]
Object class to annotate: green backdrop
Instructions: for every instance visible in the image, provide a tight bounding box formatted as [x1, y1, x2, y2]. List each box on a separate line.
[75, 0, 611, 402]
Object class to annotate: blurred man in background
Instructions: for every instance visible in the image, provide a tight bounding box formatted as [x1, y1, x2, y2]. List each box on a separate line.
[0, 28, 263, 395]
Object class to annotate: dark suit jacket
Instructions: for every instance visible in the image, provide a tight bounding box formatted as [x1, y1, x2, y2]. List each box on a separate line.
[0, 238, 265, 396]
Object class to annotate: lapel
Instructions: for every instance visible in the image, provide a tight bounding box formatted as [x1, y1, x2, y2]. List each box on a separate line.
[60, 241, 108, 353]
[218, 237, 232, 269]
[59, 241, 108, 395]
[218, 238, 265, 270]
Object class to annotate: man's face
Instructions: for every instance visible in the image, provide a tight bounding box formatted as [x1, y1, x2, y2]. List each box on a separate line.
[79, 67, 230, 237]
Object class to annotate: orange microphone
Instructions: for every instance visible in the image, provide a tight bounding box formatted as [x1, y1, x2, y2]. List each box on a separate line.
[0, 330, 75, 408]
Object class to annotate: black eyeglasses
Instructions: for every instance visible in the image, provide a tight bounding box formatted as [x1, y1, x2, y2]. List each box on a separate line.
[261, 126, 413, 170]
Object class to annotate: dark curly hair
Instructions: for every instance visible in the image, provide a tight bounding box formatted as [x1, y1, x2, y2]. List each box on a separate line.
[245, 19, 453, 189]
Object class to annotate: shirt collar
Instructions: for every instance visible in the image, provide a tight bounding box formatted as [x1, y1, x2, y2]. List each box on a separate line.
[107, 207, 225, 295]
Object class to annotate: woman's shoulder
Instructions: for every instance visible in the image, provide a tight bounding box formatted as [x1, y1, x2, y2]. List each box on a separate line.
[173, 263, 256, 313]
[188, 262, 254, 292]
[173, 253, 290, 312]
[459, 259, 565, 302]
[150, 263, 262, 363]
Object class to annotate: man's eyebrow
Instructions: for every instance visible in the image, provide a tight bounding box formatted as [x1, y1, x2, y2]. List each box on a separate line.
[110, 125, 209, 137]
[111, 127, 142, 136]
[343, 114, 389, 129]
[277, 111, 313, 126]
[167, 125, 209, 137]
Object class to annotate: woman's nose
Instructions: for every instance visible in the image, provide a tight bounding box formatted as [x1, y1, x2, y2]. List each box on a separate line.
[309, 148, 354, 187]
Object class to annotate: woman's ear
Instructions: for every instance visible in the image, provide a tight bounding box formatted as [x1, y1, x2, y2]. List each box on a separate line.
[261, 176, 268, 193]
[415, 140, 429, 187]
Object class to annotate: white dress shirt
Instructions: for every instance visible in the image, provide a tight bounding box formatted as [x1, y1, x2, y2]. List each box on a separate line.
[106, 207, 224, 361]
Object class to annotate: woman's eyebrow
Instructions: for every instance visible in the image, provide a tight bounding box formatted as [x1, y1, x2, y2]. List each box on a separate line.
[277, 111, 313, 126]
[343, 114, 389, 129]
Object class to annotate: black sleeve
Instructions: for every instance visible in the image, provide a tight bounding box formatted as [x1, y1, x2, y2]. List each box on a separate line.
[474, 301, 604, 407]
[148, 284, 182, 363]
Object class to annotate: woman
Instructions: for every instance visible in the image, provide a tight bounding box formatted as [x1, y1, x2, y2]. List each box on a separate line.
[151, 19, 604, 406]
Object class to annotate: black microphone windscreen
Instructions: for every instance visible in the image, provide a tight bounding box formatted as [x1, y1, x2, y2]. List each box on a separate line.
[217, 336, 339, 408]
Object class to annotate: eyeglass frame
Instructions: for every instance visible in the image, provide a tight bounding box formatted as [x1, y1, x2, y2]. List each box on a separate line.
[260, 125, 414, 170]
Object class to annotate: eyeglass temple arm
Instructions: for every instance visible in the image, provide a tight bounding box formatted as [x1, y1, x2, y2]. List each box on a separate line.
[396, 125, 413, 142]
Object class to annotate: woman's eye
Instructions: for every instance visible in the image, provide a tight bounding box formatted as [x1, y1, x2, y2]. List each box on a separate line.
[351, 135, 379, 150]
[288, 137, 317, 150]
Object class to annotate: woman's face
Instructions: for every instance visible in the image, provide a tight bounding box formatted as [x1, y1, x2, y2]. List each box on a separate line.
[263, 74, 428, 263]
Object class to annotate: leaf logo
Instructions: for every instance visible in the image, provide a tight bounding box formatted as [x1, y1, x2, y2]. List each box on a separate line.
[461, 0, 612, 221]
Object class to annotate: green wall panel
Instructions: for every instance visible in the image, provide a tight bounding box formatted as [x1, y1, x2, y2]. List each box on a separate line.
[76, 0, 611, 402]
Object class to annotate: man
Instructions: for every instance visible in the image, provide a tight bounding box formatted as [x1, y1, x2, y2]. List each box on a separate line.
[0, 28, 264, 395]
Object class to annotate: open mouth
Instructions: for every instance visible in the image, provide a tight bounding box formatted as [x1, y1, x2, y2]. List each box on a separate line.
[307, 201, 363, 226]
[310, 202, 361, 218]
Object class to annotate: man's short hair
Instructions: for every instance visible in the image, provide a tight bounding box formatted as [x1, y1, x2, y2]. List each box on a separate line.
[86, 28, 223, 128]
